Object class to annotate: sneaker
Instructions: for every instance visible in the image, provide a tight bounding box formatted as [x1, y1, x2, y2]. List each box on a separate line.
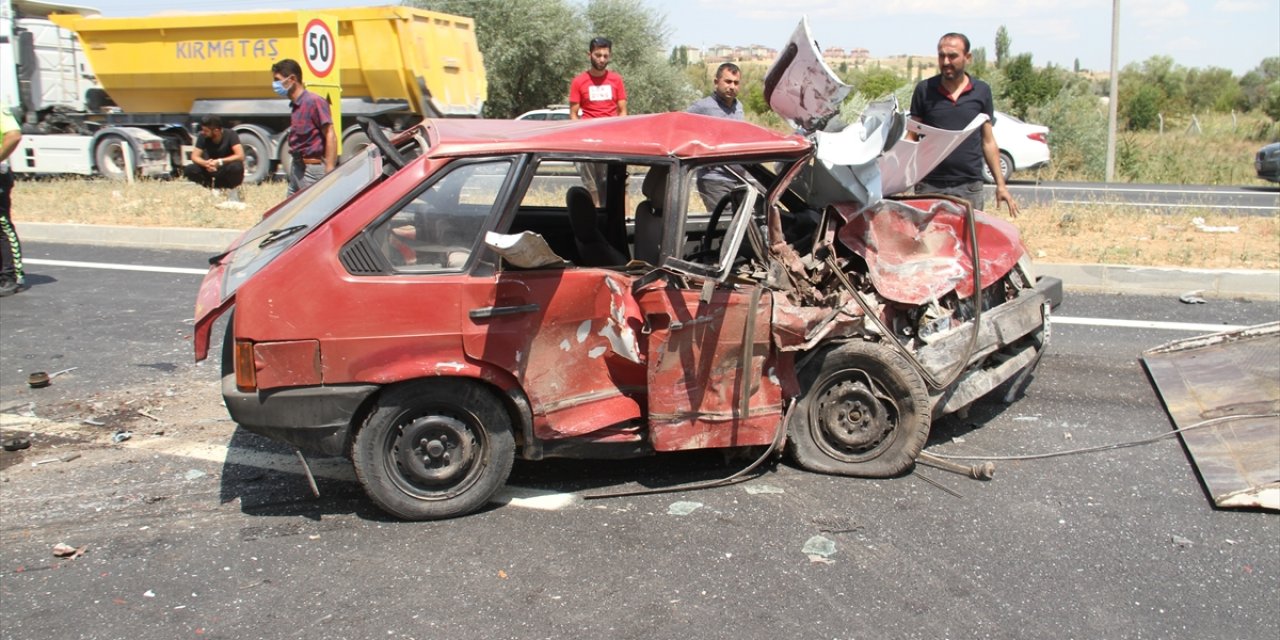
[0, 274, 18, 297]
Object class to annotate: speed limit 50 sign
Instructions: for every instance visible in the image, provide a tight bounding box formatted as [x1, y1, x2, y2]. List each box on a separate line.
[302, 18, 336, 78]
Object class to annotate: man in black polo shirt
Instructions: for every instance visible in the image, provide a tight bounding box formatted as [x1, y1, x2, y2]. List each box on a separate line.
[183, 115, 245, 197]
[908, 32, 1018, 216]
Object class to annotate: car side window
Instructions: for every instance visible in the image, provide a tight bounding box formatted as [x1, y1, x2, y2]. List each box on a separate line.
[372, 159, 513, 272]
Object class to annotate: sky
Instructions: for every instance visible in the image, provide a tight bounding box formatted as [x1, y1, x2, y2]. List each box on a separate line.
[68, 0, 1280, 75]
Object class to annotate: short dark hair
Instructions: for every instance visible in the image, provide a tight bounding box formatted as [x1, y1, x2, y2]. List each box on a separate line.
[940, 32, 970, 53]
[271, 58, 302, 81]
[200, 114, 223, 129]
[715, 62, 740, 79]
[589, 37, 612, 52]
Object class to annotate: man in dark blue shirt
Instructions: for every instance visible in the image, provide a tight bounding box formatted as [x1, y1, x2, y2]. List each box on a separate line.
[908, 33, 1018, 216]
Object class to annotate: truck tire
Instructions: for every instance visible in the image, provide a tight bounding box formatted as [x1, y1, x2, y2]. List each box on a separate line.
[786, 340, 931, 478]
[238, 133, 271, 185]
[94, 136, 134, 181]
[341, 130, 370, 164]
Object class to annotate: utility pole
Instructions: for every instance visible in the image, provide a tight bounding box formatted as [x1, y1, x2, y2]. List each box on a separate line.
[1105, 0, 1120, 182]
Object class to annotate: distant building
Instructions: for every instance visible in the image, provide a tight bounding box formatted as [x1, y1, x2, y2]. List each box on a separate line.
[823, 46, 846, 60]
[850, 47, 870, 61]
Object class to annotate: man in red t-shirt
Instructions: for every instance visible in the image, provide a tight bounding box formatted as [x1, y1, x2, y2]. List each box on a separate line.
[569, 37, 627, 119]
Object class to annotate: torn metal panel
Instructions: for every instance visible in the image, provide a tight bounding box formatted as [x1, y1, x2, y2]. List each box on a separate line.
[835, 198, 1023, 305]
[1142, 322, 1280, 511]
[763, 17, 851, 133]
[637, 285, 783, 451]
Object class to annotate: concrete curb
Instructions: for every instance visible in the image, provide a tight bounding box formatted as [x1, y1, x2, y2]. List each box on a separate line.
[16, 222, 1280, 300]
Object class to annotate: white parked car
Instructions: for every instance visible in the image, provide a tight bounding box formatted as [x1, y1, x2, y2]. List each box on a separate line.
[515, 106, 571, 121]
[984, 110, 1050, 183]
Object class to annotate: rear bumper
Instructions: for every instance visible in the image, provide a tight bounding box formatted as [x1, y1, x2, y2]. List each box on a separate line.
[223, 373, 378, 456]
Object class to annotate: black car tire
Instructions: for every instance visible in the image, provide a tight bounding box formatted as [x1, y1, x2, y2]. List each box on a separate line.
[353, 379, 515, 520]
[786, 340, 931, 478]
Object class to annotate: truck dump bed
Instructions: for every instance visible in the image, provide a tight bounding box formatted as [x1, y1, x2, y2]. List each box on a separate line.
[49, 5, 486, 118]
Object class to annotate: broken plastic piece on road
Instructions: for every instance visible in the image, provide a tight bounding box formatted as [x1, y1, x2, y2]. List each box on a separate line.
[1179, 290, 1208, 304]
[112, 431, 133, 443]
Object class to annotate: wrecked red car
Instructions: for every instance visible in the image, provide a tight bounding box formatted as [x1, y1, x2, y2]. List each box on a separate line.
[193, 22, 1061, 519]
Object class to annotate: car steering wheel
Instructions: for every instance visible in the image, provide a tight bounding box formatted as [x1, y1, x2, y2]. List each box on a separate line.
[358, 116, 406, 169]
[698, 192, 737, 256]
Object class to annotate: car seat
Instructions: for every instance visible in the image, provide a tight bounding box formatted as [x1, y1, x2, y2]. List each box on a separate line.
[567, 186, 628, 266]
[633, 167, 667, 265]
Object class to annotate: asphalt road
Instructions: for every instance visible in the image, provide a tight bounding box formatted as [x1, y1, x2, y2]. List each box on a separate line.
[1, 243, 1277, 640]
[1005, 180, 1279, 215]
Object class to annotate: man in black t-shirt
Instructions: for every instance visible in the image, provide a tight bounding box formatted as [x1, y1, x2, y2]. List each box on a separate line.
[183, 115, 245, 191]
[908, 32, 1018, 216]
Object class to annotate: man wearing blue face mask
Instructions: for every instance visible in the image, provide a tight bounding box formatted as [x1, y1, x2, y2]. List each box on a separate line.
[271, 58, 336, 196]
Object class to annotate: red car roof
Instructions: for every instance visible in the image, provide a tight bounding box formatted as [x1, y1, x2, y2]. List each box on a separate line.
[422, 112, 811, 160]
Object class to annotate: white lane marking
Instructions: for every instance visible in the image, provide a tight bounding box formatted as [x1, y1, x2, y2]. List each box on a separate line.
[128, 434, 578, 511]
[1054, 316, 1247, 332]
[24, 258, 208, 275]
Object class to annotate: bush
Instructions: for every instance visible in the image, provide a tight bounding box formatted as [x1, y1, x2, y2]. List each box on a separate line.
[1029, 90, 1108, 180]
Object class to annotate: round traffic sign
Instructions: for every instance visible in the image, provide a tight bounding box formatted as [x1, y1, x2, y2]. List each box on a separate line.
[302, 19, 336, 78]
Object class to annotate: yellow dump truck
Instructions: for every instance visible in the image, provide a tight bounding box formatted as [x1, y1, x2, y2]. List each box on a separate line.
[1, 1, 486, 182]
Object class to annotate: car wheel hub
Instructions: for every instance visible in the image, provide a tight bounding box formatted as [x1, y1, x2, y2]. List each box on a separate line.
[814, 378, 897, 456]
[394, 416, 476, 486]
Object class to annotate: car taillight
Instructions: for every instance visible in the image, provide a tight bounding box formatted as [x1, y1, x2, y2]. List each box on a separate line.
[234, 340, 257, 391]
[1028, 132, 1048, 144]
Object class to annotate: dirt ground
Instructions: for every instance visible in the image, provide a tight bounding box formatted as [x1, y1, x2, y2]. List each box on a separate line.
[11, 179, 1280, 270]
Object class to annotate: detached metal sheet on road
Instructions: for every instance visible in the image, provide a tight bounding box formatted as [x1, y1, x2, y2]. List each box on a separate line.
[1142, 322, 1280, 511]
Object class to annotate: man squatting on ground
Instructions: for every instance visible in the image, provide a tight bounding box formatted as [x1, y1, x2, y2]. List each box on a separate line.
[0, 103, 23, 297]
[272, 58, 336, 197]
[183, 114, 245, 196]
[687, 62, 745, 213]
[908, 32, 1019, 216]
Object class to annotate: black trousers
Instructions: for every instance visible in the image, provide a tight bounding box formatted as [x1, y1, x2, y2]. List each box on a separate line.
[183, 161, 244, 189]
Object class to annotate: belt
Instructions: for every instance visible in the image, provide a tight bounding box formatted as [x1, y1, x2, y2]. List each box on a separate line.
[300, 157, 323, 165]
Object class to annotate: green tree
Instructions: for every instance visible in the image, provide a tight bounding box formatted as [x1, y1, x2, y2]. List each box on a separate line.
[994, 25, 1010, 69]
[1124, 83, 1162, 130]
[409, 0, 583, 118]
[843, 66, 905, 100]
[1184, 67, 1244, 113]
[1000, 54, 1061, 118]
[969, 46, 989, 79]
[1240, 57, 1280, 119]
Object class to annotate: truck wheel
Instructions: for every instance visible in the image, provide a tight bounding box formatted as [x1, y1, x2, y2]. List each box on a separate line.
[353, 379, 515, 520]
[341, 131, 370, 164]
[94, 136, 134, 181]
[786, 340, 931, 478]
[238, 133, 271, 185]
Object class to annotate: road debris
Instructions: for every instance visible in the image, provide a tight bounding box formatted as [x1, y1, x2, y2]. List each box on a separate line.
[667, 501, 703, 516]
[2, 436, 31, 451]
[82, 418, 106, 426]
[1179, 290, 1208, 304]
[51, 543, 88, 559]
[1171, 535, 1194, 548]
[112, 430, 133, 443]
[1191, 217, 1239, 233]
[744, 484, 784, 495]
[802, 535, 836, 563]
[184, 469, 207, 481]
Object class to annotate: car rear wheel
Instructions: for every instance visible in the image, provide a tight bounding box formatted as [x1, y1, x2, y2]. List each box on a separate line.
[353, 380, 515, 520]
[786, 340, 931, 477]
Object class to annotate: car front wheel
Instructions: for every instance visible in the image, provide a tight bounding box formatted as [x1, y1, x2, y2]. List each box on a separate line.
[786, 340, 931, 478]
[353, 380, 515, 520]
